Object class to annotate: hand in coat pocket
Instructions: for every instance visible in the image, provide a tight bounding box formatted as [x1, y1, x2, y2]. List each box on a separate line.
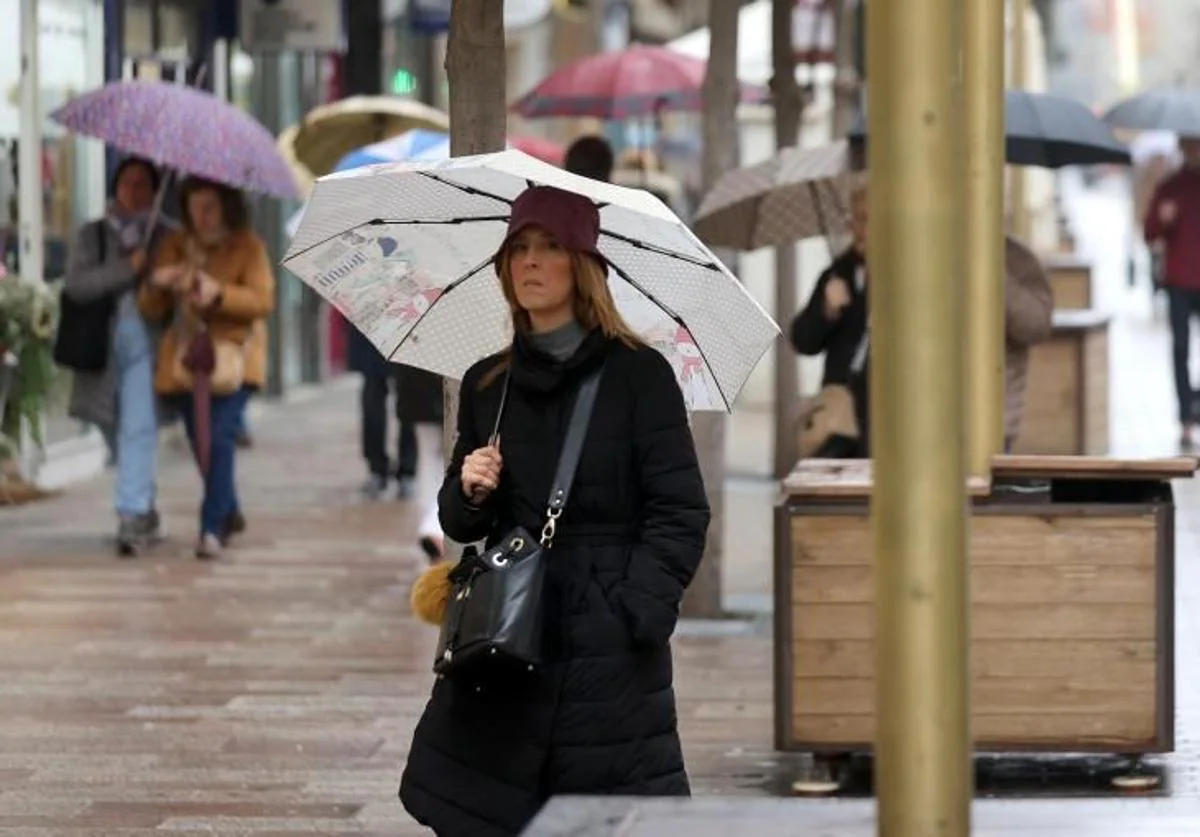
[611, 583, 680, 649]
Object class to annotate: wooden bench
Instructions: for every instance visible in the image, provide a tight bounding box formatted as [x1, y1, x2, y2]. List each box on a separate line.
[774, 455, 1194, 757]
[1013, 309, 1110, 456]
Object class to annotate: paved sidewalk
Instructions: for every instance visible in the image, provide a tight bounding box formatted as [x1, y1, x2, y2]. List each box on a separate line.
[0, 377, 772, 836]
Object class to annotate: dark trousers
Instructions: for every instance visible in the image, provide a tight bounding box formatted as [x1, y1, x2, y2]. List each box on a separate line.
[177, 387, 249, 537]
[361, 369, 417, 479]
[1168, 287, 1200, 423]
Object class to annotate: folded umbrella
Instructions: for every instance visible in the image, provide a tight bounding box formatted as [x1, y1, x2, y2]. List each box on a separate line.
[282, 150, 779, 412]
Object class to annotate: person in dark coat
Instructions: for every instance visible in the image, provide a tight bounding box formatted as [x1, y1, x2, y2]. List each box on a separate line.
[563, 134, 614, 183]
[399, 186, 711, 836]
[791, 183, 870, 457]
[346, 321, 422, 499]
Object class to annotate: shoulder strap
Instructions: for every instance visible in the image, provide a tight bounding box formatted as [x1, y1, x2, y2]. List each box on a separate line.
[540, 364, 605, 546]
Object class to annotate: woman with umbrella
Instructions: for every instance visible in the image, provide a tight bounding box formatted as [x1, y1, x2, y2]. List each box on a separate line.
[790, 180, 871, 458]
[139, 178, 274, 559]
[283, 149, 777, 834]
[62, 156, 174, 557]
[398, 185, 711, 836]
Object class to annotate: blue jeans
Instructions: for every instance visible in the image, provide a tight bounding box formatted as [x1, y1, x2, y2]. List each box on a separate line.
[112, 311, 158, 518]
[176, 387, 249, 537]
[233, 402, 250, 437]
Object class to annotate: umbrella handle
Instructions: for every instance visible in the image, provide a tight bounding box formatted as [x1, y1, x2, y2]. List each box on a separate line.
[138, 61, 208, 252]
[139, 169, 177, 251]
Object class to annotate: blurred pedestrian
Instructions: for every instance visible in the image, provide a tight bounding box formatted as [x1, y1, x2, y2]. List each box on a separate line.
[790, 182, 870, 458]
[564, 134, 614, 183]
[140, 177, 274, 559]
[63, 156, 173, 557]
[347, 323, 419, 499]
[1145, 137, 1200, 446]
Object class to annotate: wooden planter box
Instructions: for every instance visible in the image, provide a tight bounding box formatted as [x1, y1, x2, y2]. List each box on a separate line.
[775, 455, 1193, 756]
[1013, 309, 1110, 456]
[1042, 253, 1092, 309]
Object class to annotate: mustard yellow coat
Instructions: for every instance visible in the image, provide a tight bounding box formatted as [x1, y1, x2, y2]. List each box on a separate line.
[139, 229, 275, 396]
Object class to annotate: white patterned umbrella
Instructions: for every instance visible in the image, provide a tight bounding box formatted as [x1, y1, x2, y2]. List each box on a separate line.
[693, 140, 857, 251]
[282, 149, 778, 412]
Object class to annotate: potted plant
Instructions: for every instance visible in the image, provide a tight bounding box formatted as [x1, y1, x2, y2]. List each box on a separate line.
[0, 263, 59, 470]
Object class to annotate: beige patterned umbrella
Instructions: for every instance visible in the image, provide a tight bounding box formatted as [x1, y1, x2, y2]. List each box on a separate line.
[284, 95, 450, 182]
[693, 140, 857, 251]
[276, 124, 316, 195]
[283, 149, 780, 412]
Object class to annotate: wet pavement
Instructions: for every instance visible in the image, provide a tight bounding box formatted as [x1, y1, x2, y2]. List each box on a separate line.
[1, 175, 1199, 834]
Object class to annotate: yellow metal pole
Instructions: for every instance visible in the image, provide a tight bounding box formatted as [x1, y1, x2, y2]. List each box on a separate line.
[1009, 0, 1030, 240]
[965, 0, 1007, 476]
[867, 0, 971, 832]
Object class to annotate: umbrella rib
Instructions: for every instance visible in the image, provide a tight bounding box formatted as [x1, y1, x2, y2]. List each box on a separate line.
[417, 169, 614, 215]
[606, 260, 733, 413]
[417, 171, 516, 207]
[599, 228, 721, 271]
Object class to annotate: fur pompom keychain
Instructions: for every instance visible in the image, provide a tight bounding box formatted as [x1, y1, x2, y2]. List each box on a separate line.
[411, 560, 457, 625]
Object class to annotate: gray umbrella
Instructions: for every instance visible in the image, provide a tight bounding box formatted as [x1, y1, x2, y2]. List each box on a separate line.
[850, 89, 1131, 168]
[1104, 88, 1200, 138]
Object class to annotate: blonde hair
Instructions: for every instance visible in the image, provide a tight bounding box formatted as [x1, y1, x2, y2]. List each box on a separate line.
[478, 247, 640, 389]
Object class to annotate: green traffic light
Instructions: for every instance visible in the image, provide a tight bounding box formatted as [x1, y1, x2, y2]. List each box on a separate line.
[391, 69, 418, 95]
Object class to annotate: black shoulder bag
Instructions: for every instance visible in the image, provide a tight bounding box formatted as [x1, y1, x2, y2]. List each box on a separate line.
[54, 221, 116, 373]
[434, 362, 604, 681]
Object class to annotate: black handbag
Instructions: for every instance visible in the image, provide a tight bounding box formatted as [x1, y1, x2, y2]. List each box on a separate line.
[54, 222, 116, 373]
[433, 362, 604, 681]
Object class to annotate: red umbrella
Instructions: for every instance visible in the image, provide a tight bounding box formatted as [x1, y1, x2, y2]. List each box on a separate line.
[508, 134, 566, 166]
[511, 44, 765, 121]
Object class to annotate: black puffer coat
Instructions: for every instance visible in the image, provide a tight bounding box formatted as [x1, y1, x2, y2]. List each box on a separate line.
[399, 328, 711, 837]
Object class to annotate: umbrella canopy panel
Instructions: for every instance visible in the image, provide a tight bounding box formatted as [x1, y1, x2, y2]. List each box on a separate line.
[51, 80, 300, 199]
[849, 89, 1130, 169]
[693, 140, 857, 251]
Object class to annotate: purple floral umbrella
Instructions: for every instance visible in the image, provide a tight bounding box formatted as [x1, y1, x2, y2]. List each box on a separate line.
[51, 80, 300, 200]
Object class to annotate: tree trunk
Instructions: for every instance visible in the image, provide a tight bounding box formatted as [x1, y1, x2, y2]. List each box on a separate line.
[442, 1, 508, 488]
[681, 0, 740, 619]
[771, 0, 803, 479]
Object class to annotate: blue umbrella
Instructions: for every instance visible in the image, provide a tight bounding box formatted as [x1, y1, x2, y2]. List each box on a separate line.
[333, 129, 450, 171]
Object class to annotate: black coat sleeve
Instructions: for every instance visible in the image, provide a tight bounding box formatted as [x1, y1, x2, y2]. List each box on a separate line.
[614, 350, 712, 647]
[789, 268, 843, 356]
[437, 364, 500, 544]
